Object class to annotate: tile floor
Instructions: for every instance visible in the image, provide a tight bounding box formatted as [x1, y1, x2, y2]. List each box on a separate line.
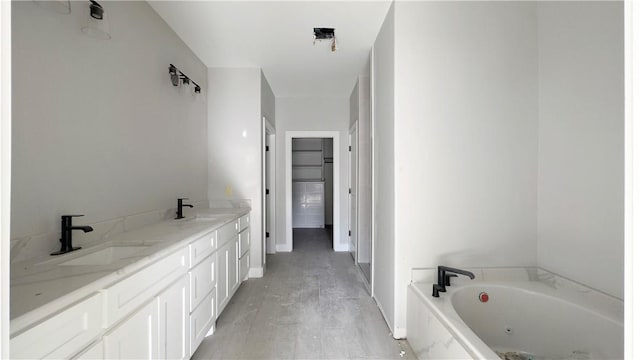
[192, 228, 416, 360]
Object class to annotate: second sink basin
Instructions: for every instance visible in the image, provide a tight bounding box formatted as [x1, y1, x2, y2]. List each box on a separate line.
[60, 245, 150, 266]
[177, 214, 226, 223]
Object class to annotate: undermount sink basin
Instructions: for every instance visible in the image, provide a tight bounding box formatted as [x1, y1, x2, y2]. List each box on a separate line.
[178, 214, 226, 223]
[59, 245, 150, 266]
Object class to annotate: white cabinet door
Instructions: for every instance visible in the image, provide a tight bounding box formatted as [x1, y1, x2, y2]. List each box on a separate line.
[229, 239, 239, 294]
[216, 243, 229, 317]
[216, 239, 239, 316]
[189, 291, 215, 356]
[240, 252, 250, 282]
[104, 300, 158, 360]
[158, 275, 189, 360]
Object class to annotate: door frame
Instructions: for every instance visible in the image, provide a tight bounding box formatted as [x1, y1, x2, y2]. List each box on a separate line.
[0, 1, 11, 359]
[0, 1, 10, 356]
[369, 48, 376, 298]
[262, 117, 276, 261]
[349, 121, 358, 263]
[283, 131, 342, 252]
[626, 0, 640, 356]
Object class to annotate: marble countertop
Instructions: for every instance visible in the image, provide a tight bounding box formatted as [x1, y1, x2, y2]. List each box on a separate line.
[10, 207, 250, 335]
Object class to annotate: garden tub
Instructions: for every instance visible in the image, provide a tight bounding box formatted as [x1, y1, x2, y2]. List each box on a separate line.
[407, 268, 623, 360]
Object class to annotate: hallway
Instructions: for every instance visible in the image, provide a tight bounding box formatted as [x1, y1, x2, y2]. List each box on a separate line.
[192, 229, 415, 359]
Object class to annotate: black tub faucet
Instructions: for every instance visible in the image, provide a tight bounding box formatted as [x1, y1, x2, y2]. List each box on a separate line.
[51, 215, 93, 256]
[176, 198, 194, 219]
[438, 266, 475, 287]
[432, 266, 475, 297]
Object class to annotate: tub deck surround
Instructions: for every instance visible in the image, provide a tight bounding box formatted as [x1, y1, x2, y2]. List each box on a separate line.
[10, 207, 250, 336]
[407, 267, 623, 360]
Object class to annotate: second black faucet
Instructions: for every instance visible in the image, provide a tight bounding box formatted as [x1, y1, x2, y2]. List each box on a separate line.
[51, 215, 93, 256]
[175, 198, 193, 219]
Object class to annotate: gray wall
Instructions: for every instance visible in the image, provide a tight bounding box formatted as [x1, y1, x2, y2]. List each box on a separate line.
[11, 1, 208, 260]
[357, 74, 372, 265]
[275, 97, 350, 250]
[371, 2, 396, 332]
[537, 1, 624, 298]
[393, 1, 539, 336]
[350, 82, 359, 127]
[208, 68, 265, 274]
[371, 1, 623, 337]
[261, 70, 275, 129]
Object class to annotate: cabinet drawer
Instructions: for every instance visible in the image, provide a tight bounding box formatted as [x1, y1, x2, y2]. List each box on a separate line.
[189, 253, 216, 312]
[218, 220, 238, 246]
[11, 293, 103, 359]
[238, 214, 250, 231]
[104, 247, 188, 327]
[159, 275, 189, 360]
[239, 227, 250, 258]
[189, 230, 216, 268]
[240, 252, 250, 282]
[190, 291, 215, 356]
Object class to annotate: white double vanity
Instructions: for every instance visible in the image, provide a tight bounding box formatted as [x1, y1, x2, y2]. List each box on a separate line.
[9, 208, 251, 359]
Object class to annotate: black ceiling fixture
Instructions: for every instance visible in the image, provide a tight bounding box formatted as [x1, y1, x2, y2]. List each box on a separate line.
[313, 28, 335, 40]
[89, 0, 104, 20]
[313, 28, 338, 52]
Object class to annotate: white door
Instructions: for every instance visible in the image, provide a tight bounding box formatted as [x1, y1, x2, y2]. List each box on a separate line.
[349, 123, 358, 261]
[265, 135, 274, 255]
[158, 275, 189, 360]
[104, 300, 158, 360]
[264, 119, 276, 257]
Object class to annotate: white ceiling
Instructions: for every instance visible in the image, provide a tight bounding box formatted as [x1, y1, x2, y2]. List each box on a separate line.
[149, 1, 391, 98]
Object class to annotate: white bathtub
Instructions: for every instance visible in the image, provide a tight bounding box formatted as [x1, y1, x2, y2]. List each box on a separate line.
[407, 268, 623, 360]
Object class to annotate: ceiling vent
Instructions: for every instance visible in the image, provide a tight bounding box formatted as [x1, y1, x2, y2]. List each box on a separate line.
[313, 27, 337, 52]
[313, 28, 335, 40]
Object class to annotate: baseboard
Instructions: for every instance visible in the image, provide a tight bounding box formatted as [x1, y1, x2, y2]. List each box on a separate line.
[393, 327, 407, 340]
[248, 267, 263, 278]
[276, 243, 292, 252]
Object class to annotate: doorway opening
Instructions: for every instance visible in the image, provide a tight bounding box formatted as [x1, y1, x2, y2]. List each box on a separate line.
[291, 137, 334, 250]
[284, 131, 341, 252]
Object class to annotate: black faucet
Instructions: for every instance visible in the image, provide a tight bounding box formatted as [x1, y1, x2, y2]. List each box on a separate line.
[50, 215, 93, 256]
[432, 266, 475, 297]
[175, 198, 194, 219]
